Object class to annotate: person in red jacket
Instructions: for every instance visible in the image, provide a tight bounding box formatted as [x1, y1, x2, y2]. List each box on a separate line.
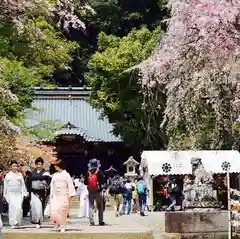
[84, 158, 105, 226]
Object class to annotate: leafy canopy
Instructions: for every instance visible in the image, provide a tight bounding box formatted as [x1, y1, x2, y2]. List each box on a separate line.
[87, 27, 166, 149]
[0, 17, 77, 123]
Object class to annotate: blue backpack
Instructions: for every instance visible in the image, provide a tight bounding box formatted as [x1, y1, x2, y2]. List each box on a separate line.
[137, 183, 145, 194]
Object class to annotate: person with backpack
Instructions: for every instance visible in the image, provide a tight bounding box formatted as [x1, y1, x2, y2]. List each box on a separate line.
[109, 175, 124, 217]
[122, 178, 134, 215]
[136, 176, 148, 216]
[84, 158, 105, 226]
[131, 179, 139, 213]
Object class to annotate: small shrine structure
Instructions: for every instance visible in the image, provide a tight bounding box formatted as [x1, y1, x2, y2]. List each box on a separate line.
[123, 156, 139, 178]
[105, 165, 118, 177]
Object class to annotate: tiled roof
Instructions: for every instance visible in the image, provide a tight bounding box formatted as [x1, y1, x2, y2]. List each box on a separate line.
[24, 88, 121, 142]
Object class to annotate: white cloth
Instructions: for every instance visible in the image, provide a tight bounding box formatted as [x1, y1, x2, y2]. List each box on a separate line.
[76, 182, 85, 196]
[78, 185, 89, 218]
[50, 170, 76, 198]
[4, 171, 27, 226]
[30, 193, 43, 224]
[74, 178, 80, 188]
[44, 200, 51, 216]
[43, 172, 51, 177]
[125, 182, 133, 190]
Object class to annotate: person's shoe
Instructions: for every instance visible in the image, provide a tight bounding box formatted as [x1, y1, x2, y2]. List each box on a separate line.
[36, 224, 41, 229]
[10, 225, 16, 229]
[147, 206, 151, 212]
[60, 228, 65, 233]
[99, 222, 105, 226]
[55, 224, 61, 231]
[140, 212, 145, 216]
[90, 220, 95, 226]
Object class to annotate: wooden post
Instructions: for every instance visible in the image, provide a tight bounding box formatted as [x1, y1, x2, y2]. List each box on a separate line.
[227, 170, 231, 239]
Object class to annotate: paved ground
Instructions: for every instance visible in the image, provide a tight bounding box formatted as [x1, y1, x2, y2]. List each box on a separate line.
[2, 207, 166, 238]
[2, 210, 165, 232]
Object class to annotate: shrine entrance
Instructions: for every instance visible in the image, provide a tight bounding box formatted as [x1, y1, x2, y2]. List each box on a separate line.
[54, 135, 133, 176]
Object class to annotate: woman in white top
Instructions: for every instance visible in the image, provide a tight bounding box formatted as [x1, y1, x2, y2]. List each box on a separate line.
[4, 160, 28, 228]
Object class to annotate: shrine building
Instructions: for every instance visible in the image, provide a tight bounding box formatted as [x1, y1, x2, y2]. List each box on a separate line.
[24, 87, 134, 175]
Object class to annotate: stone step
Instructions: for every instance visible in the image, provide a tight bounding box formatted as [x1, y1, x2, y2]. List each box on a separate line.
[3, 232, 152, 239]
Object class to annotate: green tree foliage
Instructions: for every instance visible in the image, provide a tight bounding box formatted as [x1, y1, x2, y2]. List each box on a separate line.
[23, 120, 63, 141]
[0, 59, 41, 123]
[87, 27, 166, 149]
[60, 0, 169, 86]
[0, 18, 77, 123]
[85, 0, 168, 35]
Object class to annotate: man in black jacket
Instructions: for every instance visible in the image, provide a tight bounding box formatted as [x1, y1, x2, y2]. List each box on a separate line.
[166, 177, 180, 211]
[84, 158, 105, 226]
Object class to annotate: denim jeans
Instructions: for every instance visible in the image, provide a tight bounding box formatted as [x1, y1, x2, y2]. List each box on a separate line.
[122, 195, 132, 215]
[166, 194, 176, 211]
[138, 194, 147, 213]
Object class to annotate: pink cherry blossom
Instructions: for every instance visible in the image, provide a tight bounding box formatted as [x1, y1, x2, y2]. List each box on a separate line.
[0, 0, 91, 30]
[139, 0, 240, 149]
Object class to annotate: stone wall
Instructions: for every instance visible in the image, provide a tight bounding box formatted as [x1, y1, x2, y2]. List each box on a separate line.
[165, 211, 228, 233]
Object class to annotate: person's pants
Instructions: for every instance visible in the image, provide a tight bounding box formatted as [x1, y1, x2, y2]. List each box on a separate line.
[113, 194, 123, 214]
[166, 195, 176, 211]
[103, 195, 106, 212]
[132, 197, 139, 213]
[122, 196, 132, 215]
[88, 192, 104, 224]
[138, 194, 146, 213]
[22, 197, 30, 217]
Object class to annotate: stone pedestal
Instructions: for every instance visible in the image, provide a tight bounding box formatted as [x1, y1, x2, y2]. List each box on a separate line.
[165, 211, 228, 238]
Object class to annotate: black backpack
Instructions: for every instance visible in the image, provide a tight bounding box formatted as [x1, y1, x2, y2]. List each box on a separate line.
[109, 180, 124, 194]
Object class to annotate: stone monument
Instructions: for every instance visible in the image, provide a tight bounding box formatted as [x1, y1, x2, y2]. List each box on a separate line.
[182, 157, 220, 210]
[165, 157, 228, 238]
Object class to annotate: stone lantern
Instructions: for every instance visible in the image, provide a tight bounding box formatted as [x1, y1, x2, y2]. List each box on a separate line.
[123, 156, 139, 178]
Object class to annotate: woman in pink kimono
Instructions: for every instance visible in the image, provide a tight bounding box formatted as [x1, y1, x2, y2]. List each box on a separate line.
[50, 160, 76, 232]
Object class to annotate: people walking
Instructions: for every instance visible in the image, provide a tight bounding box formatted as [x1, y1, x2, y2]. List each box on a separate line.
[22, 171, 31, 217]
[50, 160, 76, 232]
[166, 177, 180, 212]
[84, 158, 105, 226]
[28, 157, 51, 228]
[136, 176, 148, 216]
[122, 178, 134, 215]
[3, 160, 28, 228]
[109, 175, 124, 217]
[77, 177, 89, 219]
[131, 179, 139, 213]
[74, 176, 80, 191]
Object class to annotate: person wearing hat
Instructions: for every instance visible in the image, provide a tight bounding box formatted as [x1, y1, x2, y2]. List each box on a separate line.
[84, 158, 105, 226]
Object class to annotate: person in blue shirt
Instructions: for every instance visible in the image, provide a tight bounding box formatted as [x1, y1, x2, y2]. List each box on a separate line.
[136, 176, 148, 216]
[122, 178, 134, 215]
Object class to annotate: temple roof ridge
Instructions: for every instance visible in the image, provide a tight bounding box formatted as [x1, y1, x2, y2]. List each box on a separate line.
[34, 86, 91, 99]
